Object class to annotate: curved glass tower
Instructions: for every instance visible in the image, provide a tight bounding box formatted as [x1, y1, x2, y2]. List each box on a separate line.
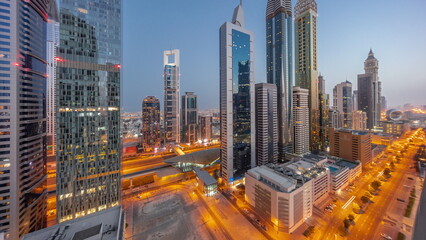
[220, 2, 255, 181]
[266, 0, 294, 158]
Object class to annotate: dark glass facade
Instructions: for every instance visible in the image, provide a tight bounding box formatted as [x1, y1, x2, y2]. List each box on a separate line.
[142, 96, 161, 150]
[266, 7, 293, 157]
[232, 29, 251, 177]
[56, 0, 121, 223]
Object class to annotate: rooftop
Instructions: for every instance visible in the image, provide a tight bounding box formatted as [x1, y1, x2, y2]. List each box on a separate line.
[22, 206, 123, 240]
[164, 148, 220, 166]
[193, 167, 217, 185]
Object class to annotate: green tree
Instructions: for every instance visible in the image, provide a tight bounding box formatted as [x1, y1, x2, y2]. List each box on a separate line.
[384, 168, 391, 176]
[348, 214, 355, 221]
[371, 180, 382, 190]
[343, 219, 351, 229]
[361, 196, 370, 204]
[390, 162, 396, 169]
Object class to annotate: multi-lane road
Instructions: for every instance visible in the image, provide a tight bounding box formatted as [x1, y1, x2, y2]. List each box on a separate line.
[316, 129, 424, 240]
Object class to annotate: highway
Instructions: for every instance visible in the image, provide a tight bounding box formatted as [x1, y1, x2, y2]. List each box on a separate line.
[316, 129, 424, 240]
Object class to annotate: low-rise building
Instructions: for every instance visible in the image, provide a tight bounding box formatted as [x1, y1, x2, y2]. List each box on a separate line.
[22, 206, 124, 240]
[379, 120, 410, 136]
[329, 128, 372, 166]
[193, 167, 218, 196]
[245, 164, 314, 233]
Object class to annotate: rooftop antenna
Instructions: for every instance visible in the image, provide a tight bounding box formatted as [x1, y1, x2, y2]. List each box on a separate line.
[240, 0, 243, 6]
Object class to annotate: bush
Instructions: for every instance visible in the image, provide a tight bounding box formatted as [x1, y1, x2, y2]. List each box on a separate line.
[397, 232, 406, 240]
[404, 197, 415, 217]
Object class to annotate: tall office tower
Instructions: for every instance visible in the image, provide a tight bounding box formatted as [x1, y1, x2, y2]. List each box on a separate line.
[0, 0, 50, 238]
[295, 0, 320, 152]
[352, 90, 358, 111]
[333, 81, 353, 128]
[46, 3, 59, 156]
[181, 92, 198, 143]
[358, 49, 381, 129]
[164, 49, 180, 144]
[220, 2, 255, 181]
[255, 83, 278, 166]
[142, 96, 161, 150]
[329, 128, 372, 166]
[352, 111, 367, 131]
[318, 74, 330, 150]
[198, 115, 213, 141]
[266, 0, 293, 157]
[381, 96, 387, 112]
[329, 109, 344, 129]
[293, 87, 310, 155]
[56, 0, 122, 223]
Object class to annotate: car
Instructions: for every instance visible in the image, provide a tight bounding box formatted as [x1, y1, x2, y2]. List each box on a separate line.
[396, 198, 405, 202]
[380, 233, 392, 240]
[408, 177, 414, 180]
[261, 224, 268, 231]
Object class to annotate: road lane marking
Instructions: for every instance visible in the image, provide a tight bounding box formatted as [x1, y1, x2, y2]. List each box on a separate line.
[342, 196, 356, 209]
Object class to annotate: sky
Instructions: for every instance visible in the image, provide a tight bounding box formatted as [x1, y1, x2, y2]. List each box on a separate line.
[122, 0, 426, 112]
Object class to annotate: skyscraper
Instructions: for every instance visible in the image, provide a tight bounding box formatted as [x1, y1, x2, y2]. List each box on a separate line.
[318, 74, 330, 150]
[164, 49, 180, 144]
[255, 83, 278, 165]
[181, 92, 198, 144]
[381, 96, 387, 111]
[198, 115, 213, 141]
[333, 81, 353, 128]
[46, 2, 60, 156]
[295, 0, 320, 152]
[220, 2, 255, 181]
[266, 0, 293, 157]
[358, 49, 381, 129]
[329, 109, 344, 129]
[56, 0, 122, 223]
[0, 0, 50, 238]
[142, 96, 161, 151]
[352, 110, 367, 131]
[293, 87, 310, 155]
[352, 90, 358, 111]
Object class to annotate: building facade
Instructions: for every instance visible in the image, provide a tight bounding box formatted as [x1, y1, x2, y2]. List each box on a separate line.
[266, 0, 293, 157]
[181, 92, 198, 143]
[329, 128, 372, 166]
[198, 115, 212, 141]
[333, 81, 352, 128]
[352, 110, 367, 131]
[46, 4, 59, 156]
[329, 109, 344, 129]
[245, 165, 313, 233]
[164, 49, 180, 143]
[293, 87, 310, 155]
[295, 0, 320, 152]
[358, 49, 381, 129]
[318, 74, 330, 150]
[56, 0, 122, 223]
[255, 83, 278, 166]
[220, 3, 255, 181]
[142, 96, 161, 150]
[352, 90, 358, 112]
[0, 0, 50, 238]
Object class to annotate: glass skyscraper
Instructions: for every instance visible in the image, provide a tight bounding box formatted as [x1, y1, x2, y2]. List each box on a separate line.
[56, 0, 121, 223]
[358, 49, 381, 130]
[0, 0, 51, 238]
[181, 92, 198, 144]
[164, 49, 180, 144]
[266, 0, 294, 158]
[295, 0, 321, 152]
[220, 3, 255, 181]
